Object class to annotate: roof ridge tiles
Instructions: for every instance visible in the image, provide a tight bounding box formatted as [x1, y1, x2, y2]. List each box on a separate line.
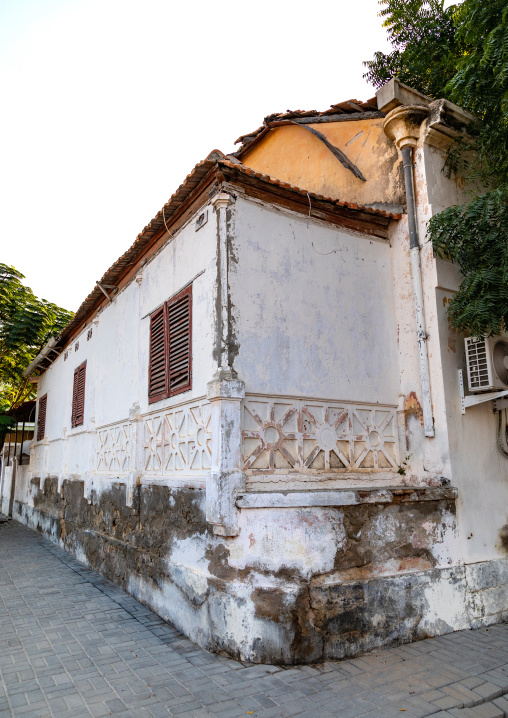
[235, 96, 381, 149]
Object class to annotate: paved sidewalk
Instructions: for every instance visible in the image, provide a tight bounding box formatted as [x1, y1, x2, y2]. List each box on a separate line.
[1, 519, 508, 718]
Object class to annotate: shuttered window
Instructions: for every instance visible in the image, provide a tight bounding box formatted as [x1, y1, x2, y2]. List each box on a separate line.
[37, 394, 47, 441]
[71, 361, 87, 427]
[148, 306, 168, 403]
[167, 287, 192, 396]
[149, 285, 192, 403]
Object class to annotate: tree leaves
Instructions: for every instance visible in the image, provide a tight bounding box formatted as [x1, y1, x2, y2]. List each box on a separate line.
[0, 264, 73, 411]
[363, 1, 459, 99]
[430, 189, 508, 336]
[366, 0, 508, 336]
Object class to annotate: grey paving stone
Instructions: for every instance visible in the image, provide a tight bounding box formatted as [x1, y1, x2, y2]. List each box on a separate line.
[8, 692, 29, 708]
[105, 697, 128, 713]
[434, 695, 467, 710]
[3, 521, 508, 718]
[492, 694, 508, 713]
[444, 683, 484, 705]
[470, 703, 504, 717]
[12, 704, 52, 718]
[171, 702, 207, 715]
[474, 683, 505, 701]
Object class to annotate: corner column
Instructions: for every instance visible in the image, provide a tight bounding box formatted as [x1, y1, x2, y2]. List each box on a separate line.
[207, 372, 245, 536]
[206, 190, 245, 536]
[383, 105, 434, 438]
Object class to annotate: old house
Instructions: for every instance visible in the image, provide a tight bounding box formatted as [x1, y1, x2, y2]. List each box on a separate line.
[2, 79, 508, 663]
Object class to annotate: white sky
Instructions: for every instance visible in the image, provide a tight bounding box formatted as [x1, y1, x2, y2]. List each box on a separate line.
[1, 0, 397, 312]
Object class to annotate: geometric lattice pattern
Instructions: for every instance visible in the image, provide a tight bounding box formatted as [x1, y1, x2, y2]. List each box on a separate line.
[96, 422, 132, 473]
[143, 400, 212, 476]
[242, 397, 399, 474]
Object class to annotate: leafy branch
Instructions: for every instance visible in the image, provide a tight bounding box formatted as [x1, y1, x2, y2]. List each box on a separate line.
[0, 263, 73, 413]
[365, 0, 508, 336]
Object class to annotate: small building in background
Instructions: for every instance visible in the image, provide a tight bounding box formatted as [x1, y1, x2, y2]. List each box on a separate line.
[3, 79, 508, 663]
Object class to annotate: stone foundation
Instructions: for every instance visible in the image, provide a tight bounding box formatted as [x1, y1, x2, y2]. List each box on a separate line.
[12, 478, 508, 664]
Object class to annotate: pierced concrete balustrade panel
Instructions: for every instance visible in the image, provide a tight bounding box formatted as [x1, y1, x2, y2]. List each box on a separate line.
[142, 399, 212, 477]
[96, 422, 132, 474]
[242, 396, 399, 485]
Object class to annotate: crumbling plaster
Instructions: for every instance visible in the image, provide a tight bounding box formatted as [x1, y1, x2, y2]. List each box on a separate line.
[31, 208, 218, 489]
[241, 118, 405, 212]
[4, 116, 508, 665]
[418, 142, 508, 564]
[11, 475, 478, 664]
[228, 194, 400, 405]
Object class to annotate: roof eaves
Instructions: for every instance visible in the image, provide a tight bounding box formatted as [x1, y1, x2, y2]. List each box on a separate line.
[39, 152, 400, 369]
[220, 160, 401, 220]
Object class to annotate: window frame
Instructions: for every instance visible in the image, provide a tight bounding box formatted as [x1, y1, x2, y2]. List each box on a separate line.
[37, 393, 47, 441]
[148, 284, 192, 404]
[71, 360, 87, 428]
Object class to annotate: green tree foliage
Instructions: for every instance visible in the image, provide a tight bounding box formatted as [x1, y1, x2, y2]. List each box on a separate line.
[365, 0, 508, 337]
[364, 0, 459, 99]
[0, 264, 73, 413]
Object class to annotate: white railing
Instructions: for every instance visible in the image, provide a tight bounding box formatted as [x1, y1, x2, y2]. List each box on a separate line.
[32, 393, 399, 486]
[142, 399, 212, 476]
[96, 422, 132, 474]
[242, 395, 399, 475]
[94, 397, 212, 479]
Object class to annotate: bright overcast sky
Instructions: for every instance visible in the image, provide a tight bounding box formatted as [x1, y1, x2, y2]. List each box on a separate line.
[1, 0, 398, 312]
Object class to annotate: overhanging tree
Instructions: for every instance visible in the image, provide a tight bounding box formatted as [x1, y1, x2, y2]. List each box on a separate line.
[0, 264, 73, 416]
[365, 0, 508, 337]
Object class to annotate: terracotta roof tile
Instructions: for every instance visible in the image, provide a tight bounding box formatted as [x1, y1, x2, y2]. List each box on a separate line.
[48, 151, 400, 359]
[234, 97, 382, 150]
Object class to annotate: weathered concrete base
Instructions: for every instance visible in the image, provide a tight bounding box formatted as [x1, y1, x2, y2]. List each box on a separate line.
[11, 478, 508, 664]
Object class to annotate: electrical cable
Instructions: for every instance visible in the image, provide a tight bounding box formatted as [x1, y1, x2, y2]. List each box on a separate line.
[305, 192, 338, 256]
[162, 204, 172, 238]
[496, 409, 508, 458]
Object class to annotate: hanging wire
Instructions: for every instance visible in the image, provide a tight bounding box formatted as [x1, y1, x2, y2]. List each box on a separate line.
[162, 204, 172, 238]
[305, 192, 337, 256]
[496, 409, 508, 458]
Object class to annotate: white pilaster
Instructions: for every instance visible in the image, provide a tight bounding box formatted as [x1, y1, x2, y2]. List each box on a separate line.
[206, 371, 245, 536]
[207, 191, 244, 536]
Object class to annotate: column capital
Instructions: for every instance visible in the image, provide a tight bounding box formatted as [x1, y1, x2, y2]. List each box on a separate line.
[211, 191, 235, 210]
[383, 105, 430, 150]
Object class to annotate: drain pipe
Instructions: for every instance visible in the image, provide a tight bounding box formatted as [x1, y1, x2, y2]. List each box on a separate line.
[384, 105, 434, 437]
[401, 144, 434, 437]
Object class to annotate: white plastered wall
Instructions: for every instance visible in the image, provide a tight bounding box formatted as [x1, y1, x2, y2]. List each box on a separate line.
[229, 195, 399, 403]
[225, 195, 406, 488]
[31, 201, 218, 490]
[416, 140, 508, 563]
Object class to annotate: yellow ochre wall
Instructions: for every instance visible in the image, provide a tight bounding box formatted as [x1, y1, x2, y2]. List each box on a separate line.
[240, 118, 405, 211]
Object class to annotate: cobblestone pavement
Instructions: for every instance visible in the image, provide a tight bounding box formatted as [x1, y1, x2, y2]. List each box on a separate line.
[1, 519, 508, 718]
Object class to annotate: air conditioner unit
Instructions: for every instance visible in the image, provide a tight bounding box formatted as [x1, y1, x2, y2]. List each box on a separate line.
[465, 336, 508, 392]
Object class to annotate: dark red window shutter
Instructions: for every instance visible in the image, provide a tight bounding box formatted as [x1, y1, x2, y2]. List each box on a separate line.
[37, 394, 47, 441]
[148, 305, 168, 404]
[71, 369, 78, 427]
[168, 285, 192, 396]
[148, 285, 192, 403]
[72, 361, 86, 427]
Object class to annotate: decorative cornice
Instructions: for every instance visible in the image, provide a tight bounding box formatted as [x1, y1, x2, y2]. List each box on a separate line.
[383, 105, 430, 149]
[211, 191, 235, 210]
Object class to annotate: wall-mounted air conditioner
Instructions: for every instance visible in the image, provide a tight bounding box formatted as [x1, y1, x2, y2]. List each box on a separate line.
[465, 336, 508, 392]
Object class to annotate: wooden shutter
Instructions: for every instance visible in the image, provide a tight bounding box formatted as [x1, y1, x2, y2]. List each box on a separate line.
[37, 394, 47, 441]
[72, 361, 86, 427]
[148, 305, 168, 404]
[168, 285, 192, 396]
